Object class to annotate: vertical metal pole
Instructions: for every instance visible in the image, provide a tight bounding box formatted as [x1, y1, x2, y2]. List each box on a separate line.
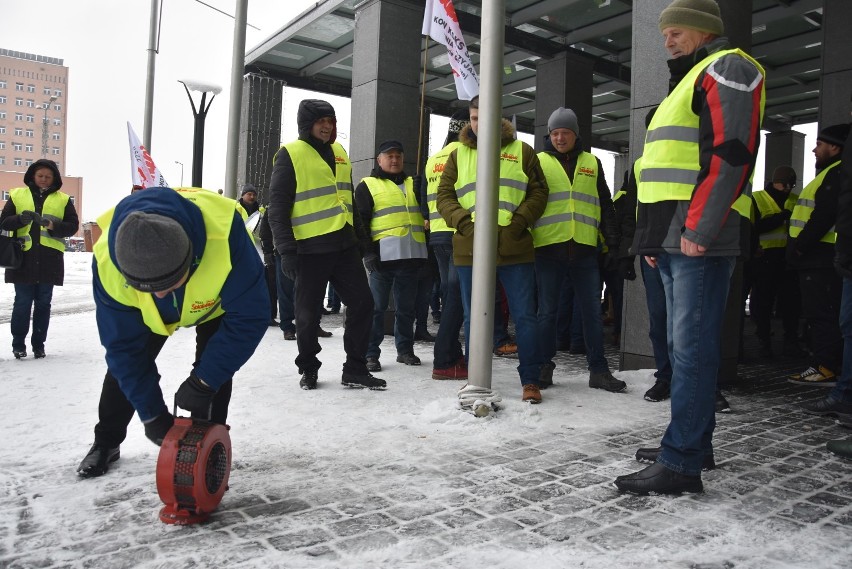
[223, 0, 249, 199]
[466, 0, 505, 389]
[143, 0, 159, 150]
[192, 95, 206, 188]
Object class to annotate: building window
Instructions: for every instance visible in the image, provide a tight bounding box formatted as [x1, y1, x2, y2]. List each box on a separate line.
[0, 158, 4, 166]
[0, 112, 5, 119]
[14, 158, 22, 166]
[14, 128, 22, 136]
[54, 104, 62, 111]
[25, 144, 33, 153]
[15, 83, 23, 91]
[13, 143, 22, 151]
[25, 115, 34, 123]
[26, 99, 34, 108]
[15, 98, 23, 106]
[14, 113, 22, 121]
[53, 118, 60, 126]
[27, 84, 35, 93]
[0, 142, 4, 149]
[54, 89, 62, 98]
[43, 87, 51, 96]
[0, 96, 5, 104]
[0, 127, 4, 134]
[52, 147, 60, 155]
[25, 130, 33, 137]
[25, 159, 33, 166]
[52, 132, 60, 140]
[0, 81, 7, 89]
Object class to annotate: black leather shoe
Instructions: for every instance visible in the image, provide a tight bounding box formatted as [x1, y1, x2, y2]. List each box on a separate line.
[13, 350, 26, 359]
[33, 348, 46, 359]
[643, 379, 670, 402]
[715, 390, 731, 413]
[634, 446, 716, 470]
[802, 396, 852, 417]
[615, 462, 703, 495]
[317, 327, 333, 338]
[77, 443, 120, 478]
[300, 370, 318, 390]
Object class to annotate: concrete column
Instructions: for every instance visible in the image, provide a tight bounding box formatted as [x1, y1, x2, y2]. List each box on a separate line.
[237, 73, 283, 204]
[818, 0, 852, 128]
[350, 0, 423, 186]
[764, 130, 806, 187]
[620, 0, 753, 384]
[534, 52, 594, 152]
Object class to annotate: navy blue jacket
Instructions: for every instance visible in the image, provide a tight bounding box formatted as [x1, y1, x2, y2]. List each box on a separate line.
[92, 188, 269, 422]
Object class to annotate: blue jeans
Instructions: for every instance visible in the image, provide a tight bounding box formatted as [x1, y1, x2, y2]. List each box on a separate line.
[641, 256, 672, 383]
[432, 244, 464, 368]
[656, 253, 735, 476]
[367, 266, 418, 359]
[536, 255, 607, 372]
[457, 263, 542, 385]
[11, 283, 54, 352]
[831, 277, 852, 403]
[274, 254, 296, 333]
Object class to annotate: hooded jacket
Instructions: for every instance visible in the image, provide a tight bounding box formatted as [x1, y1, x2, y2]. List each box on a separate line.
[267, 99, 371, 258]
[92, 188, 268, 422]
[0, 159, 79, 285]
[436, 119, 548, 266]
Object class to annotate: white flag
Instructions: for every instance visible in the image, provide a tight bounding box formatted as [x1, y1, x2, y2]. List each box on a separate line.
[422, 0, 479, 101]
[127, 122, 169, 189]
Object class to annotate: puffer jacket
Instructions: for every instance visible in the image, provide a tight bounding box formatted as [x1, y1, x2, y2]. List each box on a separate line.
[436, 119, 549, 266]
[0, 159, 79, 286]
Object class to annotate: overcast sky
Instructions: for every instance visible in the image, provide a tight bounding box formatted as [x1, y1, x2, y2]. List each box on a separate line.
[3, 1, 818, 221]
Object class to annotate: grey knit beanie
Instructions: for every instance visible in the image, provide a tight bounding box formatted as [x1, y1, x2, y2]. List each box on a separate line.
[547, 107, 579, 134]
[114, 211, 193, 293]
[659, 0, 724, 36]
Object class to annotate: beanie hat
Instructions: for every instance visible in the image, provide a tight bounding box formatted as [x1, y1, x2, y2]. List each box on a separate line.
[114, 211, 193, 293]
[771, 166, 797, 186]
[817, 123, 851, 148]
[444, 108, 471, 146]
[547, 107, 579, 135]
[659, 0, 724, 36]
[296, 99, 337, 142]
[241, 184, 256, 197]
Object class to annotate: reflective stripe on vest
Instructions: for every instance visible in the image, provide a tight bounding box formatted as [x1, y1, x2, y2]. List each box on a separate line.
[425, 141, 462, 234]
[364, 177, 426, 244]
[10, 187, 70, 252]
[532, 151, 600, 248]
[282, 140, 353, 240]
[93, 188, 238, 336]
[454, 140, 528, 226]
[638, 48, 765, 220]
[752, 190, 787, 249]
[789, 161, 840, 244]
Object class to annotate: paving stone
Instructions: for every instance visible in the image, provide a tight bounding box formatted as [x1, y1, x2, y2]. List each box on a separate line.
[518, 482, 571, 502]
[435, 507, 486, 528]
[385, 502, 447, 521]
[268, 527, 334, 551]
[585, 524, 648, 549]
[335, 495, 393, 516]
[777, 501, 836, 524]
[534, 516, 601, 541]
[335, 530, 399, 553]
[242, 498, 310, 518]
[505, 507, 555, 527]
[328, 512, 397, 537]
[394, 518, 445, 538]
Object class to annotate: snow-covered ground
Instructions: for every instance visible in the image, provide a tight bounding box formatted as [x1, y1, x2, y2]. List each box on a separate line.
[1, 253, 850, 568]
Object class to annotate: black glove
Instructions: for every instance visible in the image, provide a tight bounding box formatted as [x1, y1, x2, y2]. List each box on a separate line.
[36, 214, 50, 228]
[18, 211, 35, 225]
[618, 257, 637, 280]
[456, 218, 474, 237]
[144, 413, 175, 446]
[175, 371, 216, 417]
[363, 253, 381, 273]
[281, 254, 298, 281]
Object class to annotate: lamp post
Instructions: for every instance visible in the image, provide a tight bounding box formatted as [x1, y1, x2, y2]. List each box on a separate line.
[41, 95, 57, 158]
[175, 160, 184, 187]
[178, 79, 222, 187]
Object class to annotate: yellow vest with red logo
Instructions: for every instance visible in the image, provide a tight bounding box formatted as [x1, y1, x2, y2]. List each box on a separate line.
[9, 187, 70, 253]
[94, 188, 240, 336]
[425, 141, 462, 234]
[532, 151, 600, 248]
[454, 140, 527, 227]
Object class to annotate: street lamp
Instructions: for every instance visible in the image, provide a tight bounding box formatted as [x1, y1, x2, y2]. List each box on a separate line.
[178, 79, 222, 187]
[174, 160, 184, 187]
[41, 95, 58, 158]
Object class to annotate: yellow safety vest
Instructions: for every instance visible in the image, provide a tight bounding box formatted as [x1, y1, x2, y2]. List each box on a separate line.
[752, 190, 788, 249]
[789, 161, 841, 244]
[281, 141, 353, 240]
[454, 140, 528, 227]
[94, 188, 239, 336]
[532, 151, 601, 248]
[638, 48, 765, 220]
[425, 141, 462, 234]
[364, 177, 426, 243]
[9, 187, 70, 253]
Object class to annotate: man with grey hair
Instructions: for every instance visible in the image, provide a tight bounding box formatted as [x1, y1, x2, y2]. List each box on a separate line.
[616, 0, 765, 494]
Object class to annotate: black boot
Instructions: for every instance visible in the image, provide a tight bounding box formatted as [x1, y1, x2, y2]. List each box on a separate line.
[77, 443, 120, 478]
[614, 462, 703, 495]
[634, 446, 716, 470]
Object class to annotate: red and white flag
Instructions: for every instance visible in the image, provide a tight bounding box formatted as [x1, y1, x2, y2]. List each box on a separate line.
[127, 122, 169, 189]
[422, 0, 479, 101]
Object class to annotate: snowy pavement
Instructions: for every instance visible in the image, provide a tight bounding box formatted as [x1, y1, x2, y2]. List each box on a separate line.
[1, 253, 851, 568]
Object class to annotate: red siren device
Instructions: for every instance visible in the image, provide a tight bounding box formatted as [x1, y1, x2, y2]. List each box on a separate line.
[156, 415, 231, 525]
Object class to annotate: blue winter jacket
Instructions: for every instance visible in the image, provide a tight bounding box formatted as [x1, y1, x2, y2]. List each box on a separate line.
[92, 188, 269, 422]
